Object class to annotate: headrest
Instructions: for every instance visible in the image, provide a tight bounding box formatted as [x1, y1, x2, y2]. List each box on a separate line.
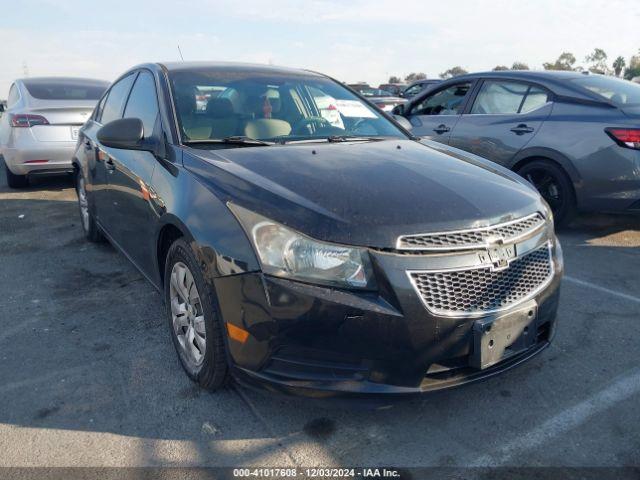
[175, 92, 196, 116]
[206, 97, 235, 118]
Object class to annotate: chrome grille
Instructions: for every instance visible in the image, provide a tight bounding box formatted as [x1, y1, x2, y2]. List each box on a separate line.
[398, 213, 546, 250]
[409, 245, 553, 317]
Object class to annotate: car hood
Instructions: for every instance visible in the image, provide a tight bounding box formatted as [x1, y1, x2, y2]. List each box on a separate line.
[184, 139, 545, 249]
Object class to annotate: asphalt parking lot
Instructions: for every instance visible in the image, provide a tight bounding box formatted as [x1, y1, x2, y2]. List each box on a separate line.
[0, 159, 639, 469]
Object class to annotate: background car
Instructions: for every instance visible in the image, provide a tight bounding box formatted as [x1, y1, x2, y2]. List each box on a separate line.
[357, 87, 406, 112]
[0, 77, 109, 187]
[394, 71, 640, 224]
[378, 83, 407, 97]
[402, 79, 442, 98]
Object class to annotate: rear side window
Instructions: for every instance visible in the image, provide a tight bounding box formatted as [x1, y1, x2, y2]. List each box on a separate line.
[520, 86, 549, 113]
[411, 83, 471, 116]
[471, 81, 549, 114]
[100, 74, 136, 125]
[123, 71, 159, 138]
[23, 80, 106, 100]
[7, 84, 19, 107]
[573, 75, 640, 106]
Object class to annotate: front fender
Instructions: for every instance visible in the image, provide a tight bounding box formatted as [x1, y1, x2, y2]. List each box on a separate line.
[151, 155, 260, 289]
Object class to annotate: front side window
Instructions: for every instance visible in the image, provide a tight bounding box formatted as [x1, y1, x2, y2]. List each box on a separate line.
[572, 75, 640, 106]
[169, 70, 406, 143]
[411, 83, 471, 116]
[100, 74, 136, 125]
[123, 71, 159, 137]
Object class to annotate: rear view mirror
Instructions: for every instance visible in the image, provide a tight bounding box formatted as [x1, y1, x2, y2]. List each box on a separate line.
[97, 118, 145, 150]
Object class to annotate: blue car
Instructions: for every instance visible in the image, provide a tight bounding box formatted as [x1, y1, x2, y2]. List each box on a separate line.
[394, 71, 640, 224]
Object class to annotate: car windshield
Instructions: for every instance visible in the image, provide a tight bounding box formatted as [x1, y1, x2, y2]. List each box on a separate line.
[572, 75, 640, 107]
[169, 69, 406, 145]
[359, 88, 393, 97]
[23, 79, 107, 101]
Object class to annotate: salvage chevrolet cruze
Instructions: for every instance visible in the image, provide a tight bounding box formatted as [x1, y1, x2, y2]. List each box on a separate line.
[73, 62, 563, 397]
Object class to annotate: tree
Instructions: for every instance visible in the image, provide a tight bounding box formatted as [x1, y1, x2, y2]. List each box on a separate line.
[493, 65, 509, 71]
[543, 52, 577, 71]
[511, 62, 529, 70]
[388, 75, 402, 84]
[624, 51, 640, 80]
[612, 56, 626, 77]
[585, 48, 608, 74]
[404, 72, 427, 83]
[439, 66, 468, 79]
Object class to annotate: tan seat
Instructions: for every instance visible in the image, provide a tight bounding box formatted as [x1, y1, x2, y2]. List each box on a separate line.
[206, 98, 240, 138]
[176, 92, 211, 140]
[244, 119, 291, 139]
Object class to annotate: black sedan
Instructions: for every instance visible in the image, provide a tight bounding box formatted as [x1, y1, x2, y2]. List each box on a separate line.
[73, 62, 563, 398]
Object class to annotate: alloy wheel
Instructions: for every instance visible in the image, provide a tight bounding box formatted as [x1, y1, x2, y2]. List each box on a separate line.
[77, 176, 90, 232]
[525, 170, 565, 217]
[169, 262, 206, 366]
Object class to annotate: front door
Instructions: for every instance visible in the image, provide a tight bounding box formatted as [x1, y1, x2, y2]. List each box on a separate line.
[405, 81, 474, 143]
[105, 70, 161, 279]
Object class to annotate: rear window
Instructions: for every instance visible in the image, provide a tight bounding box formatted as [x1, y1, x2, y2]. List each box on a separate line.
[23, 80, 107, 101]
[572, 76, 640, 107]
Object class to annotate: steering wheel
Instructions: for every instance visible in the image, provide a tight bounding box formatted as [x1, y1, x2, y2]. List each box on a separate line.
[293, 116, 333, 135]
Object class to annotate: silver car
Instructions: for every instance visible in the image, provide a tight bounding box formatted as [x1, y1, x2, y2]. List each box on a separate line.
[0, 77, 109, 188]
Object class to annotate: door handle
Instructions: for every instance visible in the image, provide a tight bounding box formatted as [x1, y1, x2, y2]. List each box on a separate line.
[433, 124, 451, 134]
[510, 124, 535, 135]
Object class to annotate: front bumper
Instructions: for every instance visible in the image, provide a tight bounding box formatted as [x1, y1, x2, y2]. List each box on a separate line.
[214, 235, 562, 398]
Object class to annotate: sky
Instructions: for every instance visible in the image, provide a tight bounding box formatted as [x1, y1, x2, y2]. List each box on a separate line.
[1, 0, 639, 97]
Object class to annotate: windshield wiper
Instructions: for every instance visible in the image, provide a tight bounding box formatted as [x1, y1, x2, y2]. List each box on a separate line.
[326, 135, 389, 143]
[183, 136, 274, 147]
[277, 136, 390, 145]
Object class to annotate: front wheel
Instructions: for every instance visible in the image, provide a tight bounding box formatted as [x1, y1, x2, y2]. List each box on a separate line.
[164, 239, 229, 391]
[517, 160, 576, 227]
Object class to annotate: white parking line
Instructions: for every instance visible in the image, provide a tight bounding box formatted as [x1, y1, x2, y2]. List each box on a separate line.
[564, 275, 640, 305]
[468, 368, 640, 466]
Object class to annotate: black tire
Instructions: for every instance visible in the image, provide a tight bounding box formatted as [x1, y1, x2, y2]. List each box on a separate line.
[517, 159, 576, 227]
[5, 167, 28, 188]
[75, 172, 104, 242]
[164, 238, 229, 391]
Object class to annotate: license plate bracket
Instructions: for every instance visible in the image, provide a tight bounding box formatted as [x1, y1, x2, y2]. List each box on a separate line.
[471, 301, 538, 370]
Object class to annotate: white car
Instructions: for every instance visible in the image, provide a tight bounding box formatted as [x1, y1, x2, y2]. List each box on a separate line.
[0, 77, 109, 188]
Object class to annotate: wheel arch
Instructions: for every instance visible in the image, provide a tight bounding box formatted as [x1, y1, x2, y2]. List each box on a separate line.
[510, 148, 582, 189]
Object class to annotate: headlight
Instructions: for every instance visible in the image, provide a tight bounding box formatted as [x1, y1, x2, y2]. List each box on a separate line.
[228, 203, 374, 289]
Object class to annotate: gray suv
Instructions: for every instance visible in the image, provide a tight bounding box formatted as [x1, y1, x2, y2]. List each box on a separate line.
[394, 71, 640, 224]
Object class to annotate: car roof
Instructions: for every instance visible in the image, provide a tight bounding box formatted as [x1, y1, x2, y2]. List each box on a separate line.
[158, 61, 324, 78]
[457, 70, 588, 81]
[19, 77, 110, 87]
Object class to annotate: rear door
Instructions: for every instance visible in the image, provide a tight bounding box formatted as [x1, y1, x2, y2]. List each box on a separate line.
[105, 70, 161, 277]
[448, 80, 553, 165]
[405, 81, 474, 142]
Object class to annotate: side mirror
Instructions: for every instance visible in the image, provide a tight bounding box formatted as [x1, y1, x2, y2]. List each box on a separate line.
[393, 115, 412, 130]
[97, 118, 145, 150]
[391, 104, 405, 116]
